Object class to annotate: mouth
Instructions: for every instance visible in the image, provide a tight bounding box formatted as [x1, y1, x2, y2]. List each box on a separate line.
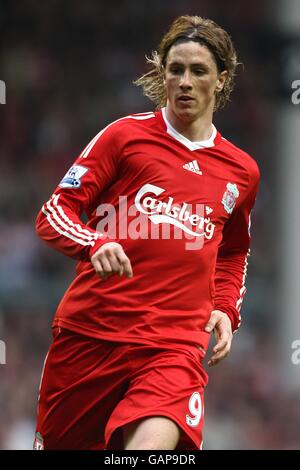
[177, 95, 195, 103]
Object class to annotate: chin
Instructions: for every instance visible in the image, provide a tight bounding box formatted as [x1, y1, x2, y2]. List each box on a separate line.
[175, 108, 196, 122]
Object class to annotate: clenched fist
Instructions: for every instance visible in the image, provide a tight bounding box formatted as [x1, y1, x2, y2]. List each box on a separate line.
[91, 242, 133, 280]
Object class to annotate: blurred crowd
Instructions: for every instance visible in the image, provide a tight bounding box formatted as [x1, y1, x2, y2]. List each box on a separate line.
[0, 0, 295, 449]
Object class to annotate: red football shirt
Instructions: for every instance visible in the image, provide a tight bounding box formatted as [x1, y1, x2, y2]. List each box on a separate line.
[36, 109, 260, 350]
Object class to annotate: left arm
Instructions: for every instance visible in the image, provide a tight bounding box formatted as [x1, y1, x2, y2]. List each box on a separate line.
[205, 167, 260, 366]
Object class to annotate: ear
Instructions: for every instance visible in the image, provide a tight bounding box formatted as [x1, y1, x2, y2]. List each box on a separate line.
[216, 70, 228, 92]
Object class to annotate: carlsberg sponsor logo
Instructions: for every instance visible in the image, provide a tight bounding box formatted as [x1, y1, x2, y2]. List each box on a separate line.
[95, 184, 216, 250]
[135, 184, 215, 239]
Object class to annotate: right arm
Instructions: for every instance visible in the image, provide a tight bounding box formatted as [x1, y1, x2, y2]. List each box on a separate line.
[36, 121, 133, 278]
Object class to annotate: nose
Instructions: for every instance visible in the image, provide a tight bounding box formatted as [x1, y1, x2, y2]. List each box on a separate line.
[179, 70, 192, 90]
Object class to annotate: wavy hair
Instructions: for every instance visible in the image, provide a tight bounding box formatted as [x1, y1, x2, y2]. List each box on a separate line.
[134, 15, 239, 111]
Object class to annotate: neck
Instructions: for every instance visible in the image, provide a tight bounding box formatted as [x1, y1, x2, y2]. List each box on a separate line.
[165, 104, 214, 142]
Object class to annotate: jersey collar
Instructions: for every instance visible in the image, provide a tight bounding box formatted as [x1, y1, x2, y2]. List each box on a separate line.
[161, 107, 219, 151]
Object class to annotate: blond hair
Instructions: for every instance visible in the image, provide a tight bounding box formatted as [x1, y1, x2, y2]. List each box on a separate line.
[134, 15, 238, 111]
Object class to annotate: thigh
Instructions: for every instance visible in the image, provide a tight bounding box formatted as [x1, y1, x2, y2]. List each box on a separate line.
[123, 416, 181, 450]
[35, 328, 129, 450]
[106, 346, 208, 450]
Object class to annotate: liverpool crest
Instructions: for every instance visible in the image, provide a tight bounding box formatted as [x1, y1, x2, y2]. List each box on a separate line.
[222, 183, 239, 214]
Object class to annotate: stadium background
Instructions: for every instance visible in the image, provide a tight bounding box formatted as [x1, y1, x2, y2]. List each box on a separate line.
[1, 0, 300, 449]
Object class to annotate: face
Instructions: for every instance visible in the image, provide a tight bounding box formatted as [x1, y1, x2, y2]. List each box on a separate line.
[164, 41, 227, 122]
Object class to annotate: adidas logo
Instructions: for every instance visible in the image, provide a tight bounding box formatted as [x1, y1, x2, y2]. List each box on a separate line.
[183, 160, 202, 175]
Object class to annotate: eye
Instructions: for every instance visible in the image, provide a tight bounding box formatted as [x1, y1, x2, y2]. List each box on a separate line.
[169, 67, 182, 75]
[193, 69, 206, 76]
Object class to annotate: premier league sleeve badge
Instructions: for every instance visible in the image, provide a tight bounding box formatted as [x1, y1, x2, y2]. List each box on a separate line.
[59, 165, 89, 189]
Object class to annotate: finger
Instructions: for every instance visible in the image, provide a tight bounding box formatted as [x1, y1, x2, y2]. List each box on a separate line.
[119, 264, 124, 277]
[208, 345, 231, 367]
[99, 255, 113, 275]
[107, 253, 123, 275]
[204, 312, 220, 333]
[92, 258, 106, 279]
[211, 344, 230, 361]
[205, 319, 217, 333]
[213, 333, 231, 353]
[117, 254, 133, 278]
[208, 354, 228, 367]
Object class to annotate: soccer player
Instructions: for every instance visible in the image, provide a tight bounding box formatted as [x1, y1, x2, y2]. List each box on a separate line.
[33, 15, 260, 450]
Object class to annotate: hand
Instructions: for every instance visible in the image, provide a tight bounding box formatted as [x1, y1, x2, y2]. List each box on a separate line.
[91, 242, 133, 281]
[204, 310, 233, 367]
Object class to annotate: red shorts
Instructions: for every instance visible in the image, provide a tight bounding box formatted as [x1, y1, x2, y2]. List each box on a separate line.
[34, 327, 208, 450]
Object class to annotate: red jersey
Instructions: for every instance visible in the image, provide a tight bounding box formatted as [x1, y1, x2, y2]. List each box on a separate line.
[36, 109, 260, 350]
